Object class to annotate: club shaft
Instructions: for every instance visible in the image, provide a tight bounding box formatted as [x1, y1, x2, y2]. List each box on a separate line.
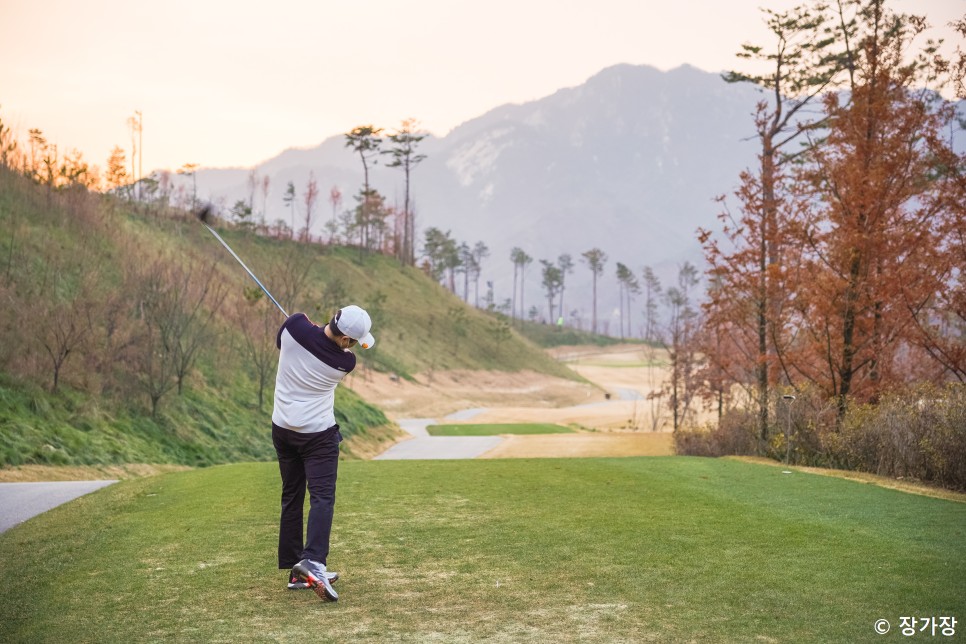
[202, 224, 288, 317]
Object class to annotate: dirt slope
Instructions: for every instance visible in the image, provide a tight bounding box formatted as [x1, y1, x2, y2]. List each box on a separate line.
[347, 344, 678, 458]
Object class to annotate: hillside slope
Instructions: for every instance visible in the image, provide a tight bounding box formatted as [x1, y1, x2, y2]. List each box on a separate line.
[0, 169, 574, 467]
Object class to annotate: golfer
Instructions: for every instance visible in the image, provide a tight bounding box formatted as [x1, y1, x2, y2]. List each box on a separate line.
[271, 305, 375, 602]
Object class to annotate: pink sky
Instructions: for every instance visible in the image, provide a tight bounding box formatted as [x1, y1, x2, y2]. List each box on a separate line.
[2, 0, 961, 173]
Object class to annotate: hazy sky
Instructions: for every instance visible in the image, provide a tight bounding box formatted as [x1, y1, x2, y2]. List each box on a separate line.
[2, 0, 962, 173]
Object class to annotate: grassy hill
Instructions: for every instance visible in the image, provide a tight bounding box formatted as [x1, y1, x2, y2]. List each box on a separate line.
[0, 168, 576, 467]
[512, 316, 636, 349]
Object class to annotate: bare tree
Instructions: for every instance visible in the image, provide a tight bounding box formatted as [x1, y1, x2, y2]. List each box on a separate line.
[283, 181, 297, 239]
[471, 241, 489, 307]
[169, 262, 227, 396]
[235, 291, 279, 411]
[383, 119, 427, 265]
[132, 261, 179, 416]
[176, 162, 198, 208]
[557, 253, 574, 324]
[662, 262, 701, 430]
[269, 245, 315, 313]
[0, 108, 18, 169]
[581, 248, 607, 334]
[132, 259, 226, 415]
[345, 125, 383, 256]
[260, 174, 270, 228]
[327, 186, 342, 244]
[37, 271, 94, 392]
[127, 110, 142, 200]
[540, 259, 563, 323]
[302, 172, 319, 242]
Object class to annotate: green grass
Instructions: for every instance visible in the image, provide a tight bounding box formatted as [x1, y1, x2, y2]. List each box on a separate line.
[1, 457, 963, 642]
[511, 316, 631, 348]
[0, 373, 394, 466]
[427, 423, 575, 436]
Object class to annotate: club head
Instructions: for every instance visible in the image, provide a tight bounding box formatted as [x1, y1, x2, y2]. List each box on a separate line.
[195, 203, 214, 225]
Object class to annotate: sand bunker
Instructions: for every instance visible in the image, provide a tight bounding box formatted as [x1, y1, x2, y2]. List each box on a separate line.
[346, 344, 681, 458]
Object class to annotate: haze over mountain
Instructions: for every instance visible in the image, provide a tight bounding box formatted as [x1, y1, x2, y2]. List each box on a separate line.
[185, 64, 770, 332]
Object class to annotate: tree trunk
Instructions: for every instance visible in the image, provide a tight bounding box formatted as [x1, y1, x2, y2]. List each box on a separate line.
[758, 135, 777, 445]
[838, 248, 863, 418]
[591, 274, 598, 334]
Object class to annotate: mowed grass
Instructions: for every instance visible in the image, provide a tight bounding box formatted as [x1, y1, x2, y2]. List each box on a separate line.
[1, 458, 964, 642]
[427, 423, 575, 436]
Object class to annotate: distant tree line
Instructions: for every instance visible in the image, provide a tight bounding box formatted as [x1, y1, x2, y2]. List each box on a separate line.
[254, 120, 429, 268]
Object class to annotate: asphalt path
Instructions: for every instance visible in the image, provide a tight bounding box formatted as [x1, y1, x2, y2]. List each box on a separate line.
[375, 416, 503, 460]
[0, 409, 503, 526]
[1, 412, 491, 528]
[0, 480, 117, 533]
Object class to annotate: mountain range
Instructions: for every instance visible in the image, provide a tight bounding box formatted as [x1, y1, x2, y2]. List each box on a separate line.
[182, 64, 772, 333]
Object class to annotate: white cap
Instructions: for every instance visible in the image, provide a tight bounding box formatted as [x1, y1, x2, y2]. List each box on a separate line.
[332, 305, 375, 349]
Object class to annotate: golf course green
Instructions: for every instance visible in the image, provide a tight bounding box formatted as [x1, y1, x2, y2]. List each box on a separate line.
[1, 457, 962, 642]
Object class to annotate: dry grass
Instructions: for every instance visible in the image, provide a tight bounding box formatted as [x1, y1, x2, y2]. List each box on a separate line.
[482, 432, 675, 458]
[0, 463, 191, 482]
[346, 368, 603, 418]
[340, 424, 405, 460]
[348, 344, 713, 434]
[726, 456, 966, 504]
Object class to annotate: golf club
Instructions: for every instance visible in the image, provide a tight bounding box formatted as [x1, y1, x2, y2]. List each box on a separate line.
[195, 204, 289, 317]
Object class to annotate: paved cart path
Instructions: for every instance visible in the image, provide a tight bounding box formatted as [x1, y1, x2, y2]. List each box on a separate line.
[374, 416, 503, 460]
[0, 480, 117, 533]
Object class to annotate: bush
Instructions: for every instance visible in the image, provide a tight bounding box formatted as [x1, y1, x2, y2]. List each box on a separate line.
[832, 384, 966, 491]
[677, 382, 966, 492]
[776, 386, 838, 467]
[674, 407, 757, 457]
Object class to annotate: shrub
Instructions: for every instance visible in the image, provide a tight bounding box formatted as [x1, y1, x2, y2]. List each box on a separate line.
[677, 382, 966, 492]
[832, 384, 966, 491]
[674, 407, 757, 457]
[780, 386, 838, 467]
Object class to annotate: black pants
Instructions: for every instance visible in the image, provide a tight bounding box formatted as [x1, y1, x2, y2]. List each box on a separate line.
[272, 423, 342, 569]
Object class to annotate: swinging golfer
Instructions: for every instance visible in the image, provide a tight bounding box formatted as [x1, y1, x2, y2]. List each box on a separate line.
[271, 305, 375, 602]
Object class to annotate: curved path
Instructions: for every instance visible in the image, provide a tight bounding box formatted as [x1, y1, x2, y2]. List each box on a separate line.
[374, 348, 667, 460]
[0, 480, 117, 533]
[374, 416, 503, 460]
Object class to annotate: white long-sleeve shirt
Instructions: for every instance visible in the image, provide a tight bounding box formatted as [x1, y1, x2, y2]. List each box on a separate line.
[272, 313, 356, 433]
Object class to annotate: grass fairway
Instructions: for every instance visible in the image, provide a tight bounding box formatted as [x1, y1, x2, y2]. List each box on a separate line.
[1, 458, 963, 642]
[427, 423, 575, 436]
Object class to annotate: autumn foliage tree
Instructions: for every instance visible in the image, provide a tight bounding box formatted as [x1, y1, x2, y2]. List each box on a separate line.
[790, 1, 966, 414]
[705, 1, 843, 443]
[699, 0, 966, 446]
